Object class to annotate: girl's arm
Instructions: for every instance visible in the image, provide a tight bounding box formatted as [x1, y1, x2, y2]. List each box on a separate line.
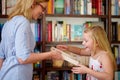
[72, 53, 114, 80]
[57, 45, 91, 56]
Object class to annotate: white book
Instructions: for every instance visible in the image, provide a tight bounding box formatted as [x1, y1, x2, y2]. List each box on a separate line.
[6, 0, 17, 15]
[51, 47, 79, 66]
[2, 0, 6, 15]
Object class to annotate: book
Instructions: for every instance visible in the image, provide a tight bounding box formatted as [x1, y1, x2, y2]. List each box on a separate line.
[0, 1, 2, 14]
[112, 22, 118, 41]
[115, 71, 120, 80]
[51, 47, 80, 66]
[6, 0, 17, 15]
[54, 0, 64, 14]
[71, 24, 84, 41]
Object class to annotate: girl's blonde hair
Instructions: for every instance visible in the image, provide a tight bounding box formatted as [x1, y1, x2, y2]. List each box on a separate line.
[8, 0, 49, 20]
[84, 26, 117, 70]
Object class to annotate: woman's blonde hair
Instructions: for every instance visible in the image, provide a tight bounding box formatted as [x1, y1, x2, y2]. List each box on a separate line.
[8, 0, 49, 20]
[84, 26, 117, 70]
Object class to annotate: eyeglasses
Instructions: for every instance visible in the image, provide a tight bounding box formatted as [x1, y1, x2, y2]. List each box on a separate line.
[37, 3, 46, 12]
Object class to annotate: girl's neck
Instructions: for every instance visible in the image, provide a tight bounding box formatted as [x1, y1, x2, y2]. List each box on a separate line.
[91, 47, 103, 59]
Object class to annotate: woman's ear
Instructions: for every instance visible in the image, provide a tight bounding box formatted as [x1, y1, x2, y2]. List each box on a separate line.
[31, 4, 35, 8]
[31, 1, 36, 8]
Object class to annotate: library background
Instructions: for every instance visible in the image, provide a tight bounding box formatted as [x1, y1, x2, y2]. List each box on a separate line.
[0, 0, 120, 80]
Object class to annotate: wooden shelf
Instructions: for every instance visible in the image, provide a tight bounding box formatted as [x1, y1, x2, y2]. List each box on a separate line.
[111, 15, 120, 18]
[46, 67, 72, 71]
[0, 15, 8, 18]
[111, 41, 120, 44]
[46, 14, 108, 18]
[45, 41, 82, 45]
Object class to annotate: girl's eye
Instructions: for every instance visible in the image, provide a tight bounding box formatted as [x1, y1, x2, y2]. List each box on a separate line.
[84, 40, 87, 43]
[82, 40, 86, 44]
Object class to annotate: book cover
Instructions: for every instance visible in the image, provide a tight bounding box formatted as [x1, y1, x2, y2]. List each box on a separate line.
[118, 24, 120, 41]
[0, 23, 4, 42]
[6, 0, 17, 15]
[2, 0, 6, 15]
[64, 0, 71, 14]
[71, 24, 84, 41]
[115, 71, 120, 80]
[54, 0, 64, 14]
[47, 0, 54, 14]
[51, 47, 79, 66]
[0, 1, 2, 14]
[51, 47, 89, 66]
[47, 21, 52, 42]
[112, 22, 118, 41]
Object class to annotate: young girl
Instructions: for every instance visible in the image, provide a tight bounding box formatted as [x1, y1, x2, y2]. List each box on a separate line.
[57, 26, 116, 80]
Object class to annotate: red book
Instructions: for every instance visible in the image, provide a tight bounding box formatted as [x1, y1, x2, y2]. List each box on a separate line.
[47, 21, 52, 42]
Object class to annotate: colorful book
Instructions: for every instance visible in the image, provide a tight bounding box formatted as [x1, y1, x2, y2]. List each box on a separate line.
[54, 0, 64, 14]
[71, 24, 84, 41]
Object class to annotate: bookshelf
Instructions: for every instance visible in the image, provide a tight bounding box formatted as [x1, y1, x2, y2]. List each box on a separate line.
[0, 0, 120, 80]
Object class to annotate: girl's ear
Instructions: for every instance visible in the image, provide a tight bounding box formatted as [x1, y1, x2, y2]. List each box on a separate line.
[96, 41, 99, 47]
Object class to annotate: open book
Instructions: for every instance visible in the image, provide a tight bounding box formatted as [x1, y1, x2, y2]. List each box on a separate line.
[51, 47, 80, 66]
[51, 47, 89, 66]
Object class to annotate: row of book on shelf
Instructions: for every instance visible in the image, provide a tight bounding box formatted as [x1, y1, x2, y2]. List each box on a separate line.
[0, 0, 108, 15]
[0, 0, 17, 15]
[46, 70, 86, 80]
[47, 0, 105, 15]
[46, 20, 104, 42]
[31, 71, 120, 80]
[111, 0, 120, 15]
[0, 22, 42, 42]
[112, 45, 120, 65]
[0, 0, 120, 15]
[33, 71, 42, 80]
[33, 45, 42, 69]
[1, 21, 120, 43]
[115, 71, 120, 80]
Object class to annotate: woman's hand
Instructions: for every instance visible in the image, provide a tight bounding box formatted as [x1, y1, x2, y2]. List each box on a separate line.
[50, 47, 63, 60]
[71, 64, 88, 74]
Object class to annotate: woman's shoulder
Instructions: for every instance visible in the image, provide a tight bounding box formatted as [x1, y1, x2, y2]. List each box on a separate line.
[12, 15, 29, 23]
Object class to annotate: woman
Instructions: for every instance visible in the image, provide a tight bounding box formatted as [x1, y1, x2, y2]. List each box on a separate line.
[0, 0, 62, 80]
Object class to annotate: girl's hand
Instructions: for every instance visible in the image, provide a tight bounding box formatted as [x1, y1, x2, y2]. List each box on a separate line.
[71, 64, 88, 74]
[56, 45, 68, 51]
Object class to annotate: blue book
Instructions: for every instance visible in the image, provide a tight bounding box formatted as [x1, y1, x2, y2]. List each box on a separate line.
[71, 24, 84, 41]
[115, 71, 120, 80]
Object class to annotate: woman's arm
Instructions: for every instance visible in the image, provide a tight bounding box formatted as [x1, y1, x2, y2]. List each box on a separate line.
[18, 51, 63, 64]
[0, 58, 4, 69]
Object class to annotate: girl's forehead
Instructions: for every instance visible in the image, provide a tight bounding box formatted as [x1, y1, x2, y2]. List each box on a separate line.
[83, 32, 92, 37]
[83, 32, 92, 39]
